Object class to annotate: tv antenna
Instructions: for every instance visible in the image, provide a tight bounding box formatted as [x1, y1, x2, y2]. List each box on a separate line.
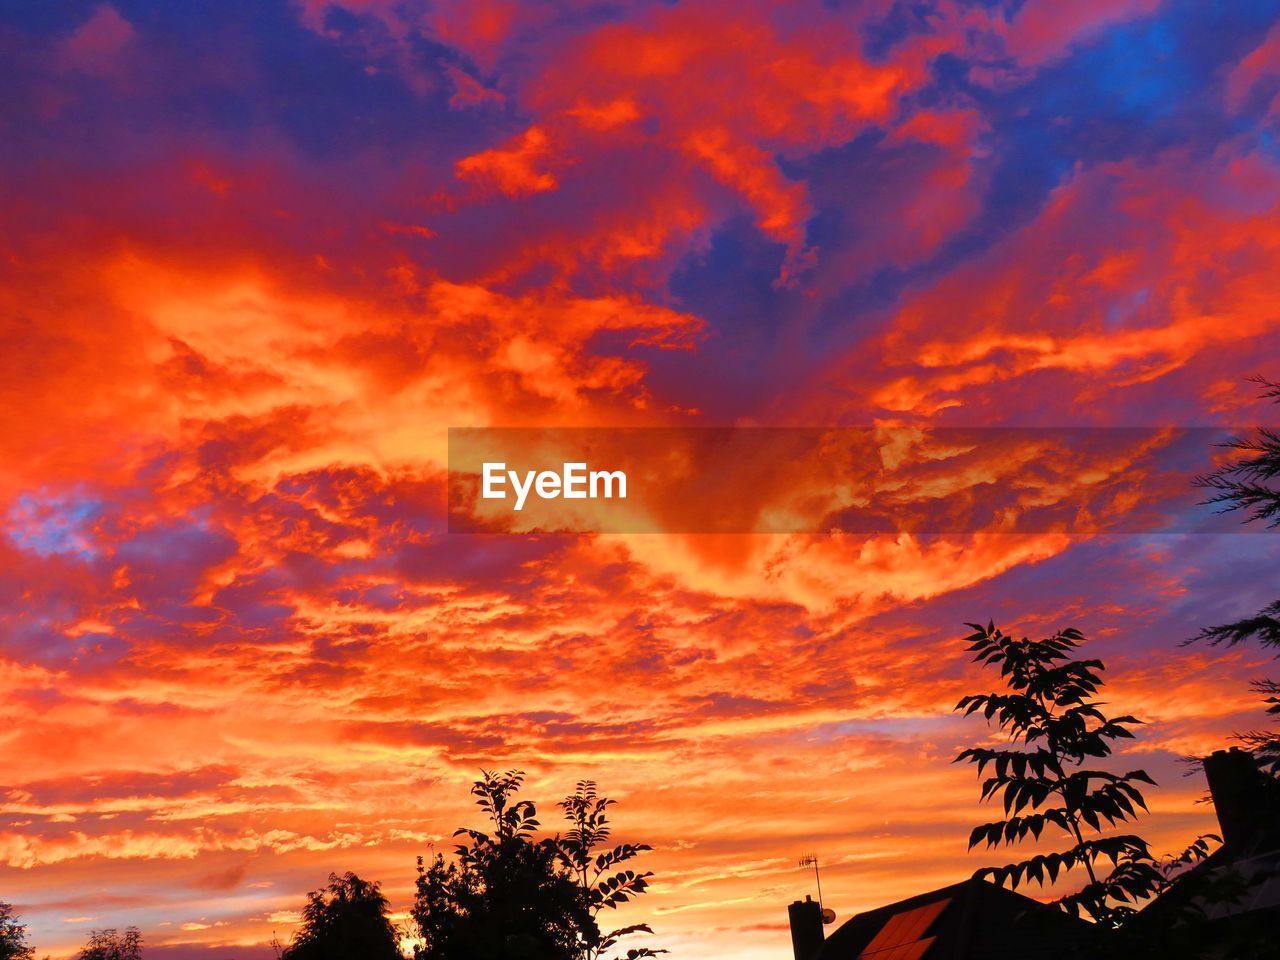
[798, 855, 836, 924]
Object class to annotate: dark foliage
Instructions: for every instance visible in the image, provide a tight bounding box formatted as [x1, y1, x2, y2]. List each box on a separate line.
[558, 780, 664, 959]
[955, 622, 1164, 924]
[412, 771, 662, 960]
[1195, 377, 1280, 530]
[76, 928, 142, 960]
[412, 770, 589, 960]
[0, 903, 34, 960]
[1191, 377, 1280, 774]
[280, 872, 401, 960]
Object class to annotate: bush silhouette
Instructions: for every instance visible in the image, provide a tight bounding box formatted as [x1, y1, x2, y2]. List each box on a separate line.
[412, 770, 661, 960]
[76, 929, 142, 960]
[279, 872, 401, 960]
[0, 903, 34, 960]
[955, 622, 1163, 924]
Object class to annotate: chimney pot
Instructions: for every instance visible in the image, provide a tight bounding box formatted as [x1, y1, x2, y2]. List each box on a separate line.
[788, 897, 824, 960]
[1203, 747, 1272, 849]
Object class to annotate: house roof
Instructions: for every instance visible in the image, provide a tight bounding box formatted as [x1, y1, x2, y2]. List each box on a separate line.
[1138, 832, 1280, 927]
[1213, 846, 1280, 916]
[1138, 748, 1280, 930]
[794, 749, 1278, 960]
[811, 877, 1102, 960]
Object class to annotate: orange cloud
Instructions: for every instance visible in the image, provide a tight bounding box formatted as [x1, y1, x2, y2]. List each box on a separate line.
[4, 3, 1279, 959]
[456, 126, 558, 197]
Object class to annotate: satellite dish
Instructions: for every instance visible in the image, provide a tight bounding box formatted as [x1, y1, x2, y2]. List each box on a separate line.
[822, 908, 836, 925]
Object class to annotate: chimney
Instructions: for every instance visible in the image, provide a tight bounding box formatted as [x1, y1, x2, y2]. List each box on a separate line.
[1203, 747, 1271, 849]
[788, 895, 824, 960]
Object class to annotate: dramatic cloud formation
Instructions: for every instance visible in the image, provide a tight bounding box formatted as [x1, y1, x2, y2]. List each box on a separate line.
[2, 1, 1280, 957]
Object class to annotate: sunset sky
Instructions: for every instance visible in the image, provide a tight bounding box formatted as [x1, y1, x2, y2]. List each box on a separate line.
[3, 1, 1280, 958]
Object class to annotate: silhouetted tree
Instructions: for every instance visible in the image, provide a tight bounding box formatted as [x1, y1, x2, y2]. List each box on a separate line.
[955, 622, 1163, 924]
[558, 780, 664, 959]
[413, 770, 587, 960]
[76, 928, 142, 960]
[0, 902, 35, 960]
[280, 872, 400, 960]
[1192, 376, 1280, 774]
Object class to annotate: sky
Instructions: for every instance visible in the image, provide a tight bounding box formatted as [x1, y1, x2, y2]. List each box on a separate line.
[2, 0, 1280, 957]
